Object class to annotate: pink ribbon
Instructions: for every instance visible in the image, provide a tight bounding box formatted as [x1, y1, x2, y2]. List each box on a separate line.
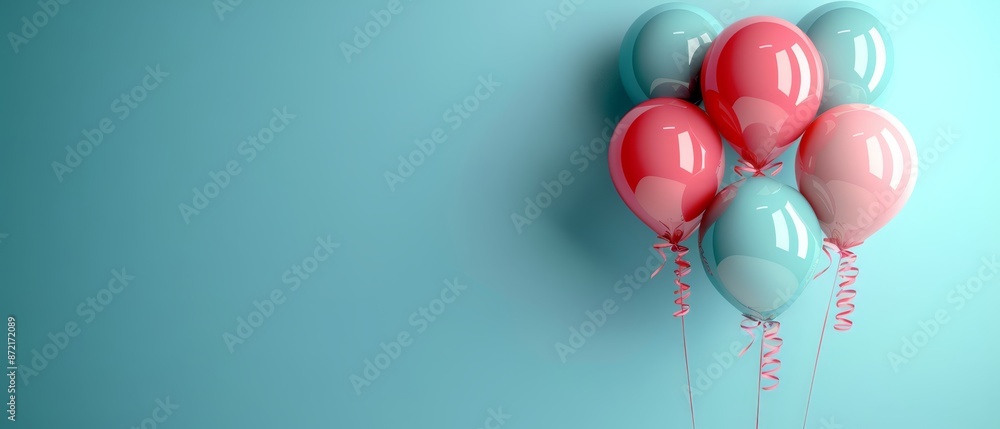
[760, 321, 782, 390]
[738, 317, 761, 357]
[651, 232, 697, 429]
[734, 159, 783, 178]
[651, 234, 692, 318]
[815, 240, 860, 331]
[738, 317, 784, 391]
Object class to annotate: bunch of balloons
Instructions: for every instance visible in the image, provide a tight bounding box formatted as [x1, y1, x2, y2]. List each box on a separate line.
[608, 2, 916, 428]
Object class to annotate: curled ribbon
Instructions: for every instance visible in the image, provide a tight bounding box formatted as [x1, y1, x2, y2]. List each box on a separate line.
[738, 317, 761, 357]
[833, 250, 858, 331]
[760, 321, 782, 391]
[651, 234, 691, 318]
[734, 159, 783, 178]
[738, 318, 784, 391]
[815, 240, 859, 331]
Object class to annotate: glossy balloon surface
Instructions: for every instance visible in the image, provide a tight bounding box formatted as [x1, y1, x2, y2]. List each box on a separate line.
[609, 98, 725, 241]
[799, 2, 894, 113]
[699, 177, 825, 321]
[701, 17, 824, 170]
[796, 104, 917, 249]
[620, 3, 722, 105]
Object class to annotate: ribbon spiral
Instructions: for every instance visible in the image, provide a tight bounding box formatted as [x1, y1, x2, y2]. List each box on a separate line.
[816, 240, 860, 331]
[652, 235, 691, 318]
[760, 321, 782, 390]
[738, 317, 784, 391]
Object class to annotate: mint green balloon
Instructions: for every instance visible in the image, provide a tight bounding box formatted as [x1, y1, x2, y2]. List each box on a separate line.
[798, 1, 894, 114]
[698, 178, 825, 321]
[619, 3, 722, 105]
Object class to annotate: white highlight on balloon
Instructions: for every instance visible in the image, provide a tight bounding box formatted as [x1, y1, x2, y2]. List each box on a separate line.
[772, 210, 790, 252]
[776, 50, 792, 97]
[687, 37, 701, 63]
[866, 135, 884, 180]
[792, 43, 812, 105]
[678, 131, 695, 174]
[868, 27, 887, 92]
[882, 128, 904, 190]
[853, 34, 869, 82]
[785, 202, 809, 260]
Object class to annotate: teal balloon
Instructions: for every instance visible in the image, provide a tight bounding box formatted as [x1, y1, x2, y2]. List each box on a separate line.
[799, 1, 894, 113]
[698, 178, 825, 321]
[619, 3, 722, 105]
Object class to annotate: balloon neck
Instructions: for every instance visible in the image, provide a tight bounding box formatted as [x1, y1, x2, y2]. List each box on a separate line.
[657, 228, 684, 245]
[823, 238, 862, 256]
[735, 158, 782, 178]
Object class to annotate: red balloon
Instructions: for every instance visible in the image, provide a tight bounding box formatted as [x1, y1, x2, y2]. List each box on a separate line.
[701, 16, 824, 174]
[609, 98, 725, 243]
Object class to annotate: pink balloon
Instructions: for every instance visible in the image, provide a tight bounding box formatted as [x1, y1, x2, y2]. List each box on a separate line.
[701, 17, 824, 174]
[609, 98, 725, 243]
[796, 104, 918, 249]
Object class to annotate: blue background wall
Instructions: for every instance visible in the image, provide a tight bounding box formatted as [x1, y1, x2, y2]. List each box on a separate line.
[1, 0, 996, 427]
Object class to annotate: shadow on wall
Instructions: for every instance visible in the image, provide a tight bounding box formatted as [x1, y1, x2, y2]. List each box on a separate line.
[547, 43, 649, 273]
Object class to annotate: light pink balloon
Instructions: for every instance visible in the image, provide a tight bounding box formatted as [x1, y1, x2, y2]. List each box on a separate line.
[796, 104, 917, 249]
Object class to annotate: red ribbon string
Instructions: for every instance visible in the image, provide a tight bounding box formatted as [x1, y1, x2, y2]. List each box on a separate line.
[816, 240, 859, 331]
[738, 318, 783, 390]
[833, 250, 858, 331]
[814, 243, 835, 280]
[734, 159, 783, 178]
[651, 236, 691, 318]
[651, 233, 697, 429]
[738, 317, 761, 357]
[801, 242, 859, 428]
[760, 321, 782, 391]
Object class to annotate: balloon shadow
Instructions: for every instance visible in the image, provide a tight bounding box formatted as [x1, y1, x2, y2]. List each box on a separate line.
[546, 44, 652, 279]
